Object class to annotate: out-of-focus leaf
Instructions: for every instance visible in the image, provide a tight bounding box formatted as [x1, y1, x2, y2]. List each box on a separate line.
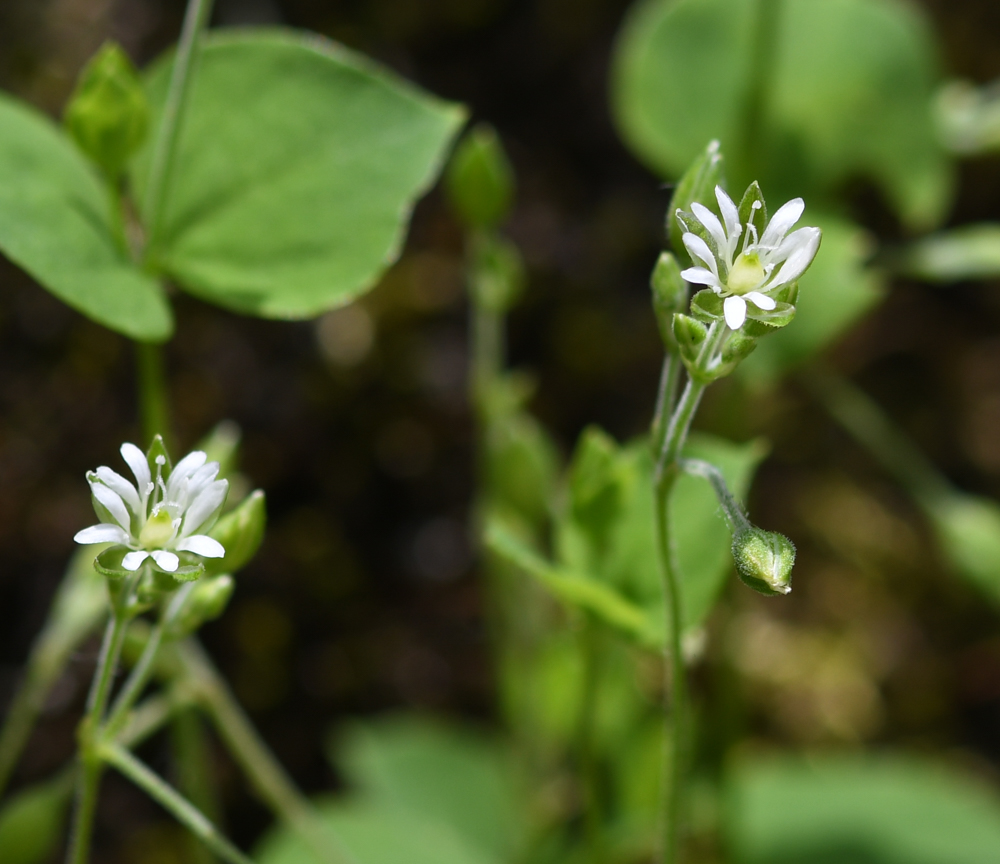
[739, 215, 884, 385]
[927, 494, 1000, 605]
[728, 755, 1000, 864]
[255, 800, 496, 864]
[134, 29, 465, 319]
[612, 0, 951, 229]
[446, 124, 515, 230]
[0, 776, 72, 864]
[936, 79, 1000, 156]
[897, 223, 1000, 282]
[331, 715, 523, 862]
[0, 93, 171, 340]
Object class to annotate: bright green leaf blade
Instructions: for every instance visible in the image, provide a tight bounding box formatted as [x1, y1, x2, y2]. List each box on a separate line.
[134, 29, 466, 318]
[738, 215, 884, 385]
[728, 755, 1000, 864]
[331, 715, 523, 862]
[897, 223, 1000, 282]
[0, 93, 172, 341]
[0, 775, 73, 864]
[612, 0, 951, 228]
[255, 799, 496, 864]
[926, 493, 1000, 604]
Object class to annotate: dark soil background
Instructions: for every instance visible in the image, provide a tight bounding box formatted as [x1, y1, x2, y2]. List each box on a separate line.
[1, 0, 1000, 861]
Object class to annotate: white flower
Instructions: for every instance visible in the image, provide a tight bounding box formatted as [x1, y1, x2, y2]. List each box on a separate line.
[75, 442, 228, 573]
[679, 185, 821, 330]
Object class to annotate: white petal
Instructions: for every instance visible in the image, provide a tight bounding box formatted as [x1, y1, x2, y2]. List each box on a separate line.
[724, 295, 747, 330]
[772, 227, 821, 286]
[682, 233, 719, 278]
[172, 450, 207, 480]
[74, 523, 130, 545]
[715, 186, 741, 245]
[95, 466, 141, 515]
[181, 480, 229, 537]
[176, 535, 226, 558]
[746, 291, 777, 311]
[679, 267, 721, 288]
[122, 550, 150, 571]
[151, 550, 179, 572]
[91, 483, 132, 532]
[120, 443, 151, 493]
[691, 202, 730, 260]
[760, 197, 805, 248]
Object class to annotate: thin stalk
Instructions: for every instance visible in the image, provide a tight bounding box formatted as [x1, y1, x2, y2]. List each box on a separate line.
[576, 619, 603, 862]
[136, 342, 170, 447]
[66, 611, 131, 864]
[177, 640, 356, 864]
[652, 355, 683, 453]
[99, 742, 253, 864]
[143, 0, 215, 265]
[103, 618, 167, 737]
[171, 709, 221, 864]
[679, 458, 752, 534]
[739, 0, 782, 181]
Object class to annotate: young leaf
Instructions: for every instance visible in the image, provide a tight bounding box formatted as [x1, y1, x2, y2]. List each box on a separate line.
[0, 775, 72, 864]
[133, 29, 466, 319]
[0, 93, 172, 341]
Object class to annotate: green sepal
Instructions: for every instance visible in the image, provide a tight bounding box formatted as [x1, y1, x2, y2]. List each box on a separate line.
[737, 181, 767, 242]
[94, 545, 132, 580]
[136, 566, 180, 604]
[171, 562, 205, 583]
[470, 235, 525, 314]
[673, 312, 708, 370]
[668, 139, 724, 265]
[720, 331, 757, 368]
[652, 252, 688, 347]
[732, 528, 795, 596]
[145, 434, 172, 476]
[63, 41, 149, 181]
[675, 209, 720, 264]
[742, 300, 796, 337]
[690, 288, 724, 323]
[205, 490, 266, 577]
[771, 281, 799, 305]
[446, 123, 515, 230]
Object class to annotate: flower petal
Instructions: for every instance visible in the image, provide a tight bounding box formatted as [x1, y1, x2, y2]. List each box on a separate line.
[724, 295, 747, 330]
[120, 443, 150, 494]
[181, 480, 229, 537]
[682, 233, 719, 278]
[176, 535, 226, 558]
[715, 186, 741, 248]
[74, 523, 130, 545]
[172, 450, 207, 480]
[691, 202, 730, 262]
[680, 267, 721, 288]
[760, 197, 804, 249]
[746, 291, 777, 311]
[91, 483, 132, 533]
[95, 466, 141, 515]
[151, 550, 179, 572]
[774, 227, 821, 285]
[122, 550, 150, 571]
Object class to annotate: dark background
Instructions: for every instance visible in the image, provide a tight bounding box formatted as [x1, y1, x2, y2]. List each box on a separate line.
[1, 0, 1000, 860]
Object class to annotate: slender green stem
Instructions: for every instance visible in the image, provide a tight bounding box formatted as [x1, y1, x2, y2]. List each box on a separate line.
[136, 342, 171, 447]
[176, 640, 356, 864]
[678, 458, 752, 534]
[739, 0, 782, 181]
[652, 355, 683, 453]
[171, 709, 221, 864]
[67, 611, 131, 864]
[143, 0, 215, 265]
[103, 618, 167, 737]
[99, 742, 253, 864]
[576, 619, 603, 862]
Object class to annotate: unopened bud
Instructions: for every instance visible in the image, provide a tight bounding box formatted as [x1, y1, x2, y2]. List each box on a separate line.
[167, 575, 234, 638]
[732, 528, 795, 596]
[446, 124, 515, 230]
[63, 42, 149, 180]
[652, 252, 687, 346]
[204, 490, 266, 577]
[669, 139, 724, 263]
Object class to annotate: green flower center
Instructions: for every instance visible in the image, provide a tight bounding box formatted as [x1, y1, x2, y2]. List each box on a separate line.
[727, 252, 765, 295]
[140, 508, 174, 548]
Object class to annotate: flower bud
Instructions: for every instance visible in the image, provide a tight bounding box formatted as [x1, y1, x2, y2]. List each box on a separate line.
[203, 490, 266, 577]
[167, 575, 235, 639]
[652, 252, 687, 346]
[668, 139, 724, 264]
[732, 528, 795, 596]
[446, 124, 515, 230]
[63, 42, 149, 180]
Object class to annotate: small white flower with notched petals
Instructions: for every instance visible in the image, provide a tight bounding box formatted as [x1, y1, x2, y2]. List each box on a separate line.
[75, 442, 228, 573]
[679, 185, 821, 330]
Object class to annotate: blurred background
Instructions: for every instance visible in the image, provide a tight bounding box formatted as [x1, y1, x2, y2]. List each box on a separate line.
[1, 0, 1000, 859]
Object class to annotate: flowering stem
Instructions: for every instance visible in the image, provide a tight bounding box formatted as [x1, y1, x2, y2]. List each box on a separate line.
[740, 0, 782, 179]
[136, 342, 171, 447]
[67, 608, 132, 864]
[678, 458, 752, 534]
[103, 617, 167, 737]
[576, 618, 604, 861]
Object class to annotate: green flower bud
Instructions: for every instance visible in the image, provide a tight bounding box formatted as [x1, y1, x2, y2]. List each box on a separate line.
[63, 42, 149, 180]
[652, 252, 687, 346]
[668, 139, 724, 265]
[446, 124, 515, 230]
[167, 575, 235, 639]
[204, 490, 266, 577]
[471, 235, 525, 313]
[732, 528, 795, 596]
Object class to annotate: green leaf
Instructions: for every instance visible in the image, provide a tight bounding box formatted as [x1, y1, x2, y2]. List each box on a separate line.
[0, 92, 171, 341]
[926, 494, 1000, 604]
[738, 215, 884, 385]
[728, 755, 1000, 864]
[255, 799, 496, 864]
[332, 715, 524, 862]
[133, 29, 465, 318]
[612, 0, 952, 229]
[897, 223, 1000, 282]
[0, 776, 72, 864]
